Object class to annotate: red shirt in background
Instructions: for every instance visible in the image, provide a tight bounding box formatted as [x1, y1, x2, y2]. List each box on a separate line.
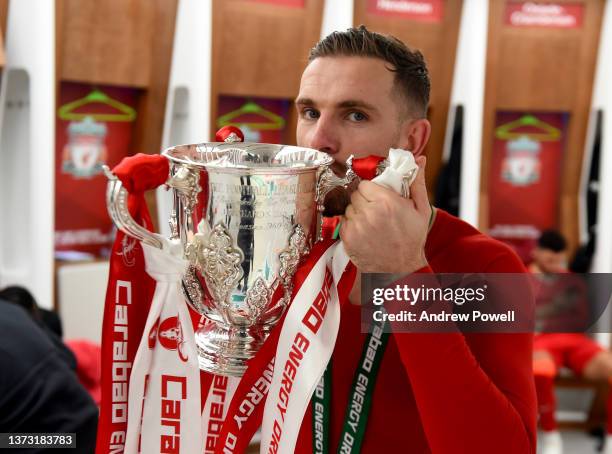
[296, 209, 537, 453]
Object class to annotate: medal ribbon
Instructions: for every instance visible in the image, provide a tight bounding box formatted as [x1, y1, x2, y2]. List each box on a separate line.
[336, 317, 389, 454]
[310, 295, 390, 454]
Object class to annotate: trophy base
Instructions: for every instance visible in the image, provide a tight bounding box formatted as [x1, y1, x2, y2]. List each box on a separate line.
[195, 322, 269, 377]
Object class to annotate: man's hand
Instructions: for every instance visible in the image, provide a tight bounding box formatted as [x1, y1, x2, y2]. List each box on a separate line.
[340, 156, 430, 273]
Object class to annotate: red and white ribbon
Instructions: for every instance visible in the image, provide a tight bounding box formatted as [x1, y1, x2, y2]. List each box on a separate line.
[95, 154, 165, 454]
[214, 240, 344, 454]
[124, 239, 202, 454]
[202, 374, 240, 453]
[259, 243, 351, 454]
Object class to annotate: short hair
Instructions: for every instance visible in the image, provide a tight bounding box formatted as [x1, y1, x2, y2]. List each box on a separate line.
[308, 25, 430, 118]
[537, 230, 567, 252]
[0, 285, 42, 322]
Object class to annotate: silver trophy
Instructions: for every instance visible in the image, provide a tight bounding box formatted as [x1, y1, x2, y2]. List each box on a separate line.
[105, 141, 358, 376]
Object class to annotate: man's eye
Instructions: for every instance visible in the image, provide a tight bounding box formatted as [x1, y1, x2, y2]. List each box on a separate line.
[302, 108, 319, 120]
[347, 111, 367, 122]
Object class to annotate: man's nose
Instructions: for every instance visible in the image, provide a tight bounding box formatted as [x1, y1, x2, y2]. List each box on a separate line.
[307, 117, 339, 155]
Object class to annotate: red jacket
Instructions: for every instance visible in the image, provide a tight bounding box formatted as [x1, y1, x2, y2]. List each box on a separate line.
[296, 209, 536, 453]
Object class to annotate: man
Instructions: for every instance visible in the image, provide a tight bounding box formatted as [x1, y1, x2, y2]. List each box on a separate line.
[293, 26, 536, 453]
[531, 230, 612, 454]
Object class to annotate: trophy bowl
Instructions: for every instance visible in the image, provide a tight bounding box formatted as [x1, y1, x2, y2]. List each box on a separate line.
[106, 142, 356, 376]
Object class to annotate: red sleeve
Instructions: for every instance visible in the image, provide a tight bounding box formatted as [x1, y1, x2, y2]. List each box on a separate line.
[393, 252, 537, 453]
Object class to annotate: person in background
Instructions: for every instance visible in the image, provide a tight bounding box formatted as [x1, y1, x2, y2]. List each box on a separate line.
[0, 286, 98, 453]
[531, 230, 612, 454]
[0, 286, 76, 368]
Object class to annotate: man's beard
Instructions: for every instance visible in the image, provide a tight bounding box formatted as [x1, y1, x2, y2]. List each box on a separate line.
[322, 185, 352, 216]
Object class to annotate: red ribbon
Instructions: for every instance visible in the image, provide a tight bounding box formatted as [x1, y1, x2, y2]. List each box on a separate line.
[112, 153, 169, 194]
[215, 125, 245, 142]
[351, 155, 386, 181]
[95, 187, 157, 454]
[96, 152, 202, 454]
[321, 216, 341, 240]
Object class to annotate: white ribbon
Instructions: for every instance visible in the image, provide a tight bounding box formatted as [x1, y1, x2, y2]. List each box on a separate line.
[373, 148, 419, 195]
[125, 239, 202, 454]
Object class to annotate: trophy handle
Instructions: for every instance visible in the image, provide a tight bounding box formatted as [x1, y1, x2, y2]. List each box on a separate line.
[104, 161, 201, 250]
[316, 154, 395, 208]
[104, 166, 166, 249]
[316, 155, 359, 209]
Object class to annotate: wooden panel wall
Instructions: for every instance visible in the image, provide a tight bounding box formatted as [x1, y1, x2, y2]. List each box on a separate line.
[0, 0, 7, 41]
[0, 0, 7, 66]
[58, 0, 153, 87]
[480, 0, 604, 254]
[354, 0, 464, 193]
[211, 0, 325, 143]
[0, 23, 4, 67]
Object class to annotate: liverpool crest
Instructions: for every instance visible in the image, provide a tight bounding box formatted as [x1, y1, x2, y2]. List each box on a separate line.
[501, 135, 541, 186]
[62, 116, 108, 178]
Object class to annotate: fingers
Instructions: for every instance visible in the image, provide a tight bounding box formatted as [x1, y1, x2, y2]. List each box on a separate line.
[344, 157, 428, 229]
[411, 156, 430, 215]
[350, 188, 369, 212]
[345, 204, 357, 221]
[339, 214, 352, 244]
[356, 179, 398, 202]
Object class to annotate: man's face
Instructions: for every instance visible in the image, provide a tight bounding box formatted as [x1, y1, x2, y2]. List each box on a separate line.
[532, 247, 566, 273]
[296, 56, 407, 169]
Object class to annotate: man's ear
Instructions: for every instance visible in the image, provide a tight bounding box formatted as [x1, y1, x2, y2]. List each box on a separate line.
[398, 118, 431, 157]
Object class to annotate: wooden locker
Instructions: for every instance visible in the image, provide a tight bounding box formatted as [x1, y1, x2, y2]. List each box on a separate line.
[480, 0, 604, 255]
